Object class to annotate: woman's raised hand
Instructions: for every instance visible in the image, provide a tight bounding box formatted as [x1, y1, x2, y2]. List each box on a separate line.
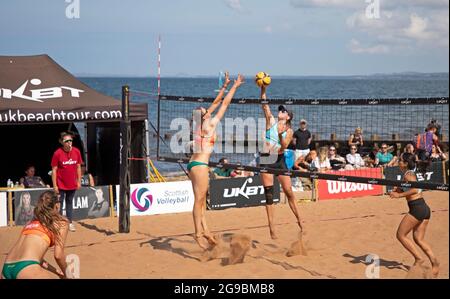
[223, 71, 231, 88]
[233, 74, 245, 88]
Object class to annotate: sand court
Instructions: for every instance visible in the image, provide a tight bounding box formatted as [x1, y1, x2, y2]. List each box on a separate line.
[1, 192, 448, 279]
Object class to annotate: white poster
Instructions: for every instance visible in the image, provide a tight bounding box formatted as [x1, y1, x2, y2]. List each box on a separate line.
[0, 192, 7, 227]
[116, 181, 195, 216]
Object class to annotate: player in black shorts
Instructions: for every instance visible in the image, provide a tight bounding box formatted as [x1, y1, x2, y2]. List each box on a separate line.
[259, 84, 303, 240]
[389, 153, 439, 277]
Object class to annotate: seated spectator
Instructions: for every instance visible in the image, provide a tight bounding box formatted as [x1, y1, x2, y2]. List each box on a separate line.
[328, 146, 346, 170]
[364, 144, 380, 167]
[231, 169, 254, 177]
[213, 158, 233, 178]
[294, 150, 318, 172]
[375, 143, 397, 167]
[80, 163, 95, 187]
[346, 146, 365, 169]
[312, 146, 331, 172]
[401, 143, 418, 162]
[430, 144, 447, 162]
[293, 150, 317, 191]
[19, 165, 49, 188]
[348, 127, 364, 148]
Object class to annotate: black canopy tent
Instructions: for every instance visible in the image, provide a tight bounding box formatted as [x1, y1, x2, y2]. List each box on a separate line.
[0, 54, 149, 186]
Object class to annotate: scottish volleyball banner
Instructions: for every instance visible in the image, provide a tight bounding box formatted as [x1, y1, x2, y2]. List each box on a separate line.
[125, 181, 195, 216]
[317, 168, 383, 200]
[0, 192, 7, 227]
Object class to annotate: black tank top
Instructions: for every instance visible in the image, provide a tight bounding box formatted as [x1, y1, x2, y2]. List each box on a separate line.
[351, 134, 362, 144]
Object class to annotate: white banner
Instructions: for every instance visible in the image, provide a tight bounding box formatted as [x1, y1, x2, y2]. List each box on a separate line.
[0, 192, 7, 227]
[116, 181, 195, 216]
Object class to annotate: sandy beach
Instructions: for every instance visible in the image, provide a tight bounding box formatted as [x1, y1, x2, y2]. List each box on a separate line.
[0, 191, 448, 279]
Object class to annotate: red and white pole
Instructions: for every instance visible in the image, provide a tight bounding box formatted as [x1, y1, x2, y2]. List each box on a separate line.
[157, 34, 161, 97]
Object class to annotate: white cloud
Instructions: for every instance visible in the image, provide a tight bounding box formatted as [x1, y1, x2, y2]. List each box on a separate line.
[290, 0, 449, 10]
[348, 38, 390, 54]
[264, 25, 273, 34]
[223, 0, 244, 12]
[347, 9, 449, 50]
[290, 0, 449, 53]
[290, 0, 362, 8]
[404, 14, 438, 40]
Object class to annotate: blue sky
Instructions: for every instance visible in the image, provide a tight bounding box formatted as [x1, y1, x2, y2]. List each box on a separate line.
[0, 0, 448, 76]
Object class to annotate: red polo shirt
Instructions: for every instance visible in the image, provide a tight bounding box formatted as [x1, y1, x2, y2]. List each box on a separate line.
[51, 147, 83, 190]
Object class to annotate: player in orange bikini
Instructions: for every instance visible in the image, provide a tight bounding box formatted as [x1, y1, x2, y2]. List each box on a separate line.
[2, 191, 70, 279]
[188, 73, 244, 250]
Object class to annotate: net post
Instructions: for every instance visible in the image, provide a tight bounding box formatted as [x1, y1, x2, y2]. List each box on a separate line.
[144, 119, 151, 182]
[119, 85, 131, 233]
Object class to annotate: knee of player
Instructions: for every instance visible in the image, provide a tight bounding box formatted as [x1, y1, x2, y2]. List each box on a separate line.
[264, 186, 274, 205]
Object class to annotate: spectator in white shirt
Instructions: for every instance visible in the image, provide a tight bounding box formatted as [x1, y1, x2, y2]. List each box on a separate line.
[312, 147, 332, 172]
[346, 146, 365, 169]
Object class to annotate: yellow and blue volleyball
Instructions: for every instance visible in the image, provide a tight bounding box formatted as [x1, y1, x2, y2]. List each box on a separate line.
[255, 72, 271, 87]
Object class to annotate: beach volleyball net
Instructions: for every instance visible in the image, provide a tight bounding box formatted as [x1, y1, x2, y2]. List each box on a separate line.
[154, 94, 449, 191]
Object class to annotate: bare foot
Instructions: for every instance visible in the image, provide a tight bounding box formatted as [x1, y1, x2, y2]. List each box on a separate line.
[431, 259, 440, 278]
[203, 232, 219, 246]
[413, 259, 425, 266]
[270, 230, 278, 240]
[297, 220, 304, 232]
[194, 234, 209, 250]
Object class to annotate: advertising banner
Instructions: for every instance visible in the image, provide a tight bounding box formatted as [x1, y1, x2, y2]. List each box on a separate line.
[317, 168, 384, 200]
[14, 186, 110, 225]
[384, 161, 445, 193]
[0, 192, 7, 227]
[209, 176, 280, 210]
[126, 181, 195, 216]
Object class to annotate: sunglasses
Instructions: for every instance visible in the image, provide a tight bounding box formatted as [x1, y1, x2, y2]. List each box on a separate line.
[63, 139, 73, 143]
[329, 149, 336, 151]
[351, 148, 357, 150]
[381, 147, 387, 149]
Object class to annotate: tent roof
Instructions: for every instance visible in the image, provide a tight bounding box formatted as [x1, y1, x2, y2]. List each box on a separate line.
[0, 54, 147, 124]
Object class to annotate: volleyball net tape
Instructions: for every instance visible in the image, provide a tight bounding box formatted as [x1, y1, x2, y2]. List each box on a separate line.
[146, 93, 449, 191]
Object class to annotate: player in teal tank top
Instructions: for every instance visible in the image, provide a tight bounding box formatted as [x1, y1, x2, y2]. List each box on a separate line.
[259, 84, 304, 240]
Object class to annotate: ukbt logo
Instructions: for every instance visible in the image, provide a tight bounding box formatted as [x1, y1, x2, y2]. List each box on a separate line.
[0, 78, 84, 103]
[131, 188, 153, 212]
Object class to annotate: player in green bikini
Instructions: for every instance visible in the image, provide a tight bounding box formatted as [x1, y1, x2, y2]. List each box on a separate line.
[188, 72, 244, 250]
[2, 191, 69, 279]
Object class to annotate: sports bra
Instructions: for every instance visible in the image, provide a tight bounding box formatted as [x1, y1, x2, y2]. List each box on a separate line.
[21, 220, 55, 247]
[193, 128, 216, 150]
[402, 170, 422, 194]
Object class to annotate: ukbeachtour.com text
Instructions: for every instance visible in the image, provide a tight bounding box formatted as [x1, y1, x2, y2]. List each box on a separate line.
[0, 109, 122, 123]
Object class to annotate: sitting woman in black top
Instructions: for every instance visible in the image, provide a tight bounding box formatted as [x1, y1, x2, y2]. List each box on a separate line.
[80, 164, 95, 187]
[19, 165, 49, 188]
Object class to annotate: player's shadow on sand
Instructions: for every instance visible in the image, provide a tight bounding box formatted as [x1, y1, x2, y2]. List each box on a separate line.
[77, 221, 116, 236]
[343, 253, 410, 271]
[141, 236, 202, 262]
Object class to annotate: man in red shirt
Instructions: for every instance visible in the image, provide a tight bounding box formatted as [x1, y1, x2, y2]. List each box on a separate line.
[51, 132, 83, 232]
